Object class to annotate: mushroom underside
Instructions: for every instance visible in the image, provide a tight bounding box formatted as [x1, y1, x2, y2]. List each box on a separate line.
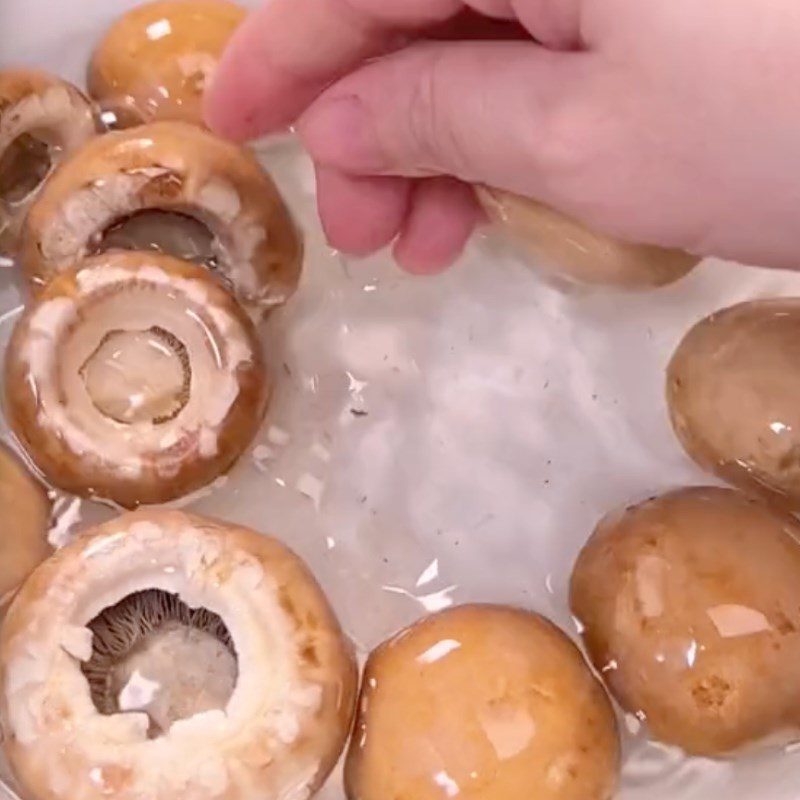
[0, 131, 55, 205]
[81, 588, 238, 738]
[91, 209, 225, 281]
[17, 272, 252, 484]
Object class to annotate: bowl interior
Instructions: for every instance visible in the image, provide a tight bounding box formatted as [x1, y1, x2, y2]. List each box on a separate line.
[2, 1, 800, 798]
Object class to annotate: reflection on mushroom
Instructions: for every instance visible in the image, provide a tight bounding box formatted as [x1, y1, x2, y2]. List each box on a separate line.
[21, 121, 303, 312]
[0, 69, 98, 255]
[88, 0, 246, 129]
[0, 443, 51, 609]
[6, 251, 269, 507]
[0, 508, 358, 800]
[477, 187, 699, 289]
[346, 604, 620, 800]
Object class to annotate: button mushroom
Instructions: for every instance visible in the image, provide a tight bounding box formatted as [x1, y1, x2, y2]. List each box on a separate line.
[21, 121, 302, 312]
[0, 508, 358, 800]
[0, 443, 51, 610]
[0, 69, 98, 255]
[88, 0, 246, 129]
[5, 251, 269, 507]
[667, 299, 800, 510]
[477, 187, 699, 289]
[346, 604, 620, 800]
[571, 487, 800, 756]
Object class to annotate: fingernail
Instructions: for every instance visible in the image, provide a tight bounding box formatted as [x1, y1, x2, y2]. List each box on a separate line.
[297, 95, 388, 172]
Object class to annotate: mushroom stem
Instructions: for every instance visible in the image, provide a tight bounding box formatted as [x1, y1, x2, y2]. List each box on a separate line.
[82, 588, 237, 738]
[81, 326, 191, 425]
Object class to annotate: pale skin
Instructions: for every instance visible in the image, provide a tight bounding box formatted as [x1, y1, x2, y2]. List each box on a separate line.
[205, 0, 800, 274]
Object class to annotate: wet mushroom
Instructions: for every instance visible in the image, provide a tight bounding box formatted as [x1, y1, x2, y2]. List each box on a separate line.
[346, 604, 620, 800]
[571, 487, 800, 755]
[667, 299, 800, 510]
[0, 508, 358, 800]
[0, 443, 51, 609]
[477, 187, 700, 289]
[88, 0, 246, 129]
[5, 251, 269, 507]
[0, 69, 98, 255]
[21, 121, 303, 312]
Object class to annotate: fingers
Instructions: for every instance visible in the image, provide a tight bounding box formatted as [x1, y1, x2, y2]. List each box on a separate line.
[314, 168, 479, 273]
[393, 178, 483, 274]
[205, 0, 593, 275]
[314, 167, 411, 256]
[205, 0, 463, 139]
[297, 40, 597, 198]
[512, 0, 585, 49]
[205, 0, 588, 140]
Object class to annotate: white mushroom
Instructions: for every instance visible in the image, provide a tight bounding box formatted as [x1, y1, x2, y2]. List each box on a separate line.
[0, 69, 98, 255]
[0, 508, 358, 800]
[22, 122, 303, 312]
[5, 250, 269, 507]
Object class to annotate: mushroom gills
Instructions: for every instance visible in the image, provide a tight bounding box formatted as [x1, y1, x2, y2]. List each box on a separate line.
[81, 589, 238, 738]
[80, 326, 191, 424]
[95, 210, 223, 275]
[0, 132, 55, 205]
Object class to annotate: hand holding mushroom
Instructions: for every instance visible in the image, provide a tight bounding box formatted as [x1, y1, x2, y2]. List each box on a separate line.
[207, 0, 800, 276]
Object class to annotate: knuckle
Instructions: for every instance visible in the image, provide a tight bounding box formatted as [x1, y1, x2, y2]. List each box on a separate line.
[520, 68, 625, 183]
[402, 49, 474, 176]
[528, 101, 605, 180]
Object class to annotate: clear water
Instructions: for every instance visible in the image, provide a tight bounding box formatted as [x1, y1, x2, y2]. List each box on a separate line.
[5, 2, 800, 799]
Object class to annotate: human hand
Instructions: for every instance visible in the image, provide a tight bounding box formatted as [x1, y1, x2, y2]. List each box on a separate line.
[206, 0, 800, 274]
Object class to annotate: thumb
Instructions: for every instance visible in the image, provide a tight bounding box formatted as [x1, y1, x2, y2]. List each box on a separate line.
[297, 40, 600, 201]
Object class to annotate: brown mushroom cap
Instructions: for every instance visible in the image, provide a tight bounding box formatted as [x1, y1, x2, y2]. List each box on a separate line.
[88, 0, 246, 129]
[667, 299, 800, 510]
[0, 443, 51, 607]
[21, 121, 302, 311]
[477, 187, 699, 289]
[345, 604, 620, 800]
[6, 251, 269, 507]
[0, 69, 98, 255]
[1, 507, 358, 800]
[570, 486, 800, 756]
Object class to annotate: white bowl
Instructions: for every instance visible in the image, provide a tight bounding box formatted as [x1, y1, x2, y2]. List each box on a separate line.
[2, 1, 800, 798]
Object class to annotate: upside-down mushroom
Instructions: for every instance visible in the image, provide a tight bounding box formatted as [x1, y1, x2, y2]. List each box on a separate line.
[0, 69, 97, 255]
[22, 121, 302, 312]
[6, 251, 269, 507]
[0, 508, 358, 800]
